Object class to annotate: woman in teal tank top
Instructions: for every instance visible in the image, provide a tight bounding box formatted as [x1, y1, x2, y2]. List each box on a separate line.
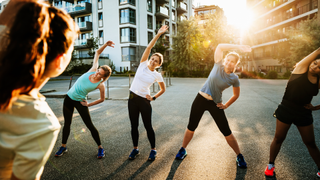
[55, 41, 114, 159]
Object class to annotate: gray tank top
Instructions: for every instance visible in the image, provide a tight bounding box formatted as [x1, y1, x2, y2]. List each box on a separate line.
[200, 61, 240, 103]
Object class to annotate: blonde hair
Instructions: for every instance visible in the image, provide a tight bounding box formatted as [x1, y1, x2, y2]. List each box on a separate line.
[151, 52, 163, 66]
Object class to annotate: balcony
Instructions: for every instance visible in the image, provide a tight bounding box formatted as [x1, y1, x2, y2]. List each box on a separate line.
[255, 0, 318, 33]
[155, 6, 169, 20]
[177, 2, 187, 14]
[53, 0, 73, 4]
[66, 2, 92, 17]
[156, 0, 169, 5]
[78, 21, 92, 31]
[74, 39, 92, 50]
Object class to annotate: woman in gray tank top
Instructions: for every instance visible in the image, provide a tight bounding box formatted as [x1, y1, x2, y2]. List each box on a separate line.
[175, 43, 251, 169]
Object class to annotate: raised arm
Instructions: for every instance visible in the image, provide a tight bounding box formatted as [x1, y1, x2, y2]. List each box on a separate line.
[292, 47, 320, 74]
[140, 25, 168, 63]
[214, 44, 251, 63]
[88, 40, 115, 72]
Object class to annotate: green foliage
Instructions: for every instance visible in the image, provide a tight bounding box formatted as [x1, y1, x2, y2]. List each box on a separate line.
[86, 34, 99, 57]
[267, 70, 278, 79]
[109, 60, 116, 73]
[170, 13, 236, 76]
[170, 19, 204, 73]
[152, 37, 170, 55]
[276, 18, 320, 69]
[283, 70, 291, 78]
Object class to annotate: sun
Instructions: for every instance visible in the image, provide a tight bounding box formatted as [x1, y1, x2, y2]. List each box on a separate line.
[227, 9, 254, 31]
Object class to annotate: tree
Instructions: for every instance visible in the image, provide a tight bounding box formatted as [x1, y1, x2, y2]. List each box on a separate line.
[86, 35, 99, 57]
[170, 18, 204, 74]
[276, 17, 320, 69]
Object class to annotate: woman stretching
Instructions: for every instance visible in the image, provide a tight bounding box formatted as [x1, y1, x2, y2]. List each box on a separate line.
[55, 41, 114, 159]
[128, 25, 168, 161]
[265, 48, 320, 177]
[0, 2, 78, 179]
[175, 44, 251, 169]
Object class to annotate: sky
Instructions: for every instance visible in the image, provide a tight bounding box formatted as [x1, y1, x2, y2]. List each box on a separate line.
[194, 0, 250, 28]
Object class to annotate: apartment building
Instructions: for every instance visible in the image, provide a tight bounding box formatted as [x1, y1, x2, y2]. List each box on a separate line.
[56, 0, 193, 72]
[194, 4, 225, 21]
[245, 0, 319, 74]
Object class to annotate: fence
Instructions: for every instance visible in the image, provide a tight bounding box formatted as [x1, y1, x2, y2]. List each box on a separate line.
[68, 72, 172, 100]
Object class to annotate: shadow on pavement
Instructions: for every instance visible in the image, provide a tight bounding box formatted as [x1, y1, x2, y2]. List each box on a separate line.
[127, 160, 153, 180]
[265, 173, 277, 180]
[235, 166, 247, 180]
[105, 160, 131, 180]
[166, 159, 184, 180]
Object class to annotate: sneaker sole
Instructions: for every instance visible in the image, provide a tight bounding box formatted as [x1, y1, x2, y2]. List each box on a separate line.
[128, 153, 140, 160]
[55, 149, 68, 157]
[175, 153, 187, 160]
[148, 156, 157, 161]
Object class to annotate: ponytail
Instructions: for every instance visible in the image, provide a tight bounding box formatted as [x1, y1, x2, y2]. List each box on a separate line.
[0, 2, 50, 111]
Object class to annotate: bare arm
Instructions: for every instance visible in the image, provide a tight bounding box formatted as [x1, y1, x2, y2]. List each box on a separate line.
[214, 44, 251, 63]
[292, 47, 320, 74]
[146, 82, 166, 101]
[304, 103, 320, 111]
[140, 25, 168, 63]
[216, 87, 240, 109]
[80, 83, 105, 107]
[88, 40, 115, 73]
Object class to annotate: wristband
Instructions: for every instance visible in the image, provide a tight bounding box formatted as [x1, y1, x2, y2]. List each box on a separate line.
[152, 96, 156, 101]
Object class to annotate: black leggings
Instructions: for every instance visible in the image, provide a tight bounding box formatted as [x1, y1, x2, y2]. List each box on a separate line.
[62, 95, 101, 146]
[128, 91, 155, 149]
[187, 93, 232, 136]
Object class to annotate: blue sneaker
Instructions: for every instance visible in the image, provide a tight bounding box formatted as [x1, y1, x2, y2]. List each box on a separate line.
[55, 146, 67, 157]
[236, 154, 247, 168]
[97, 148, 105, 159]
[175, 147, 187, 160]
[129, 149, 140, 160]
[148, 150, 157, 161]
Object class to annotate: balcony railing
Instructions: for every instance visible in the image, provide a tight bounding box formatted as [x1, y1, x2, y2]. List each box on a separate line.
[77, 21, 92, 31]
[156, 0, 169, 5]
[66, 2, 92, 17]
[254, 32, 288, 45]
[257, 0, 318, 29]
[177, 2, 187, 14]
[155, 6, 169, 19]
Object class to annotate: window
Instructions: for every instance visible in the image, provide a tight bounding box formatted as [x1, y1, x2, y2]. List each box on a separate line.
[147, 0, 152, 12]
[77, 0, 91, 4]
[120, 8, 136, 24]
[148, 32, 153, 43]
[172, 0, 175, 7]
[172, 11, 175, 21]
[122, 47, 136, 61]
[147, 15, 153, 29]
[98, 12, 103, 27]
[99, 30, 103, 44]
[266, 66, 282, 73]
[120, 28, 136, 43]
[120, 0, 135, 6]
[98, 0, 102, 9]
[54, 0, 62, 8]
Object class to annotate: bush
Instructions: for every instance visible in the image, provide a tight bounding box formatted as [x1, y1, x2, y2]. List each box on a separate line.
[257, 72, 265, 78]
[283, 70, 291, 78]
[62, 64, 91, 75]
[267, 70, 278, 79]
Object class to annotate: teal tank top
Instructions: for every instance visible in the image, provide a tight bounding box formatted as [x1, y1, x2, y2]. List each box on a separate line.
[67, 72, 102, 101]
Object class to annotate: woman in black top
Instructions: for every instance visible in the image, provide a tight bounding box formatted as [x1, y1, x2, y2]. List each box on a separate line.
[265, 48, 320, 177]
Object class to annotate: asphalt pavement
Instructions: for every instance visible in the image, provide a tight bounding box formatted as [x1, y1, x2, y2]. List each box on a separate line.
[40, 77, 320, 180]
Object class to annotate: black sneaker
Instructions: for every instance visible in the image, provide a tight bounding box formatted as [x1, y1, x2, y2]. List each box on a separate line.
[148, 150, 157, 161]
[128, 149, 140, 160]
[236, 154, 247, 168]
[175, 147, 187, 160]
[55, 146, 67, 157]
